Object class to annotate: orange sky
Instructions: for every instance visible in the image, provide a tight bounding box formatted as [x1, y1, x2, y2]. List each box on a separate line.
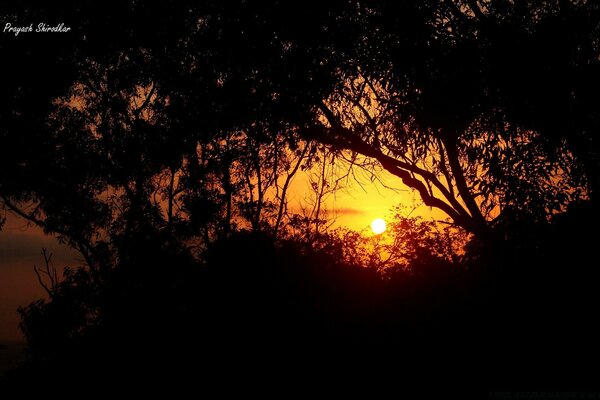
[287, 165, 444, 232]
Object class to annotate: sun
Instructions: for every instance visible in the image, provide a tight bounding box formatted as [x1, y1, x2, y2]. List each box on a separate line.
[370, 218, 387, 235]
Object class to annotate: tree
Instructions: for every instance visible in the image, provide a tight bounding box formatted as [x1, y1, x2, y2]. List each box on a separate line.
[3, 2, 600, 391]
[307, 0, 592, 239]
[0, 0, 345, 257]
[1, 0, 595, 254]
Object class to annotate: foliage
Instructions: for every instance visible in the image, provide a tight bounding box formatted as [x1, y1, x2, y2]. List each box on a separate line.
[317, 208, 469, 275]
[314, 0, 598, 236]
[2, 0, 597, 246]
[1, 1, 600, 390]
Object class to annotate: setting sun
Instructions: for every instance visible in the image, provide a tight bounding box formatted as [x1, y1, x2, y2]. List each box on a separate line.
[370, 218, 387, 235]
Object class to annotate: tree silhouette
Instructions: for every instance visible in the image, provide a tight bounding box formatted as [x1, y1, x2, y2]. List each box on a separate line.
[2, 1, 594, 243]
[1, 0, 600, 392]
[309, 1, 594, 239]
[0, 0, 353, 249]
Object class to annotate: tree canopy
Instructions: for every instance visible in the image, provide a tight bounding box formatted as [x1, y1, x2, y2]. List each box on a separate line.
[2, 0, 600, 392]
[2, 0, 598, 246]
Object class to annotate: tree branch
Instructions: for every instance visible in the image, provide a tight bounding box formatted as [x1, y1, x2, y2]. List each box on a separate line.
[274, 142, 309, 236]
[316, 102, 473, 221]
[466, 0, 486, 21]
[0, 196, 101, 272]
[133, 81, 156, 118]
[442, 137, 489, 230]
[308, 122, 478, 231]
[33, 249, 58, 298]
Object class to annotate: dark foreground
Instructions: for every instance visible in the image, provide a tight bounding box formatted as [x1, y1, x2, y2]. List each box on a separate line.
[1, 208, 599, 395]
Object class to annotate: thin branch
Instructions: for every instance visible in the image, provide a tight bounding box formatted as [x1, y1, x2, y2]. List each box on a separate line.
[33, 249, 57, 298]
[437, 138, 456, 198]
[133, 81, 157, 118]
[466, 0, 487, 21]
[167, 167, 176, 227]
[33, 264, 52, 297]
[274, 142, 310, 236]
[443, 0, 474, 25]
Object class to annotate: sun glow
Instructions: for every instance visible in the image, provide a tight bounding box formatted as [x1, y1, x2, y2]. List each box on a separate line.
[370, 218, 387, 235]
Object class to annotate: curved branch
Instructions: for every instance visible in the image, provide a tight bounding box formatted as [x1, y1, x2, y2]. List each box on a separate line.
[133, 81, 156, 118]
[466, 0, 486, 21]
[443, 137, 488, 228]
[317, 102, 473, 220]
[307, 127, 487, 233]
[0, 196, 100, 272]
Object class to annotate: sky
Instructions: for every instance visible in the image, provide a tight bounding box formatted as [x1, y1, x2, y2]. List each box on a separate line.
[287, 166, 444, 233]
[0, 168, 443, 343]
[0, 215, 78, 342]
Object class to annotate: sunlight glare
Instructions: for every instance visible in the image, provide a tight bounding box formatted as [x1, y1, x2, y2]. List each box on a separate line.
[371, 218, 386, 235]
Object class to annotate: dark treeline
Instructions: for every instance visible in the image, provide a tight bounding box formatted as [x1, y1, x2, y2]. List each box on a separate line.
[1, 0, 600, 394]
